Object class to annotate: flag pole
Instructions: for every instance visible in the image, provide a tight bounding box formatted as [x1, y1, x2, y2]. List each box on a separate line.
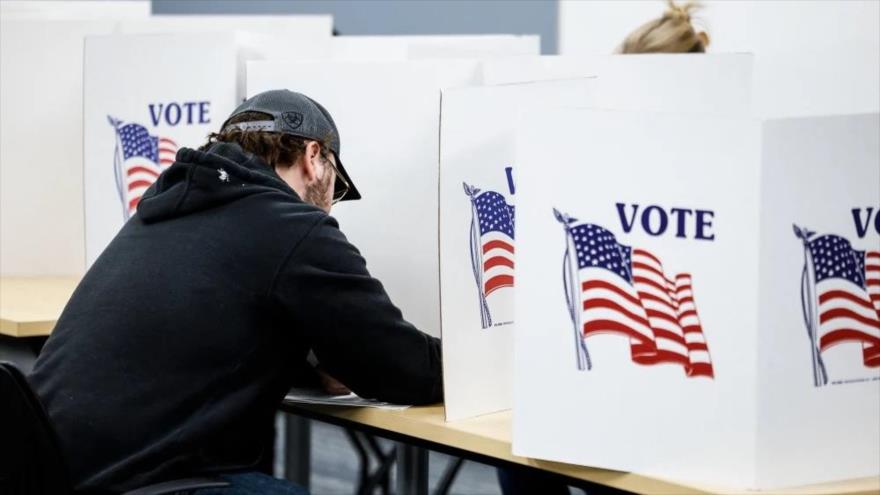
[556, 209, 591, 371]
[107, 116, 129, 221]
[795, 225, 827, 387]
[464, 183, 491, 329]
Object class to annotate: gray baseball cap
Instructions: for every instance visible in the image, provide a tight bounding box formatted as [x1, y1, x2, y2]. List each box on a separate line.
[221, 89, 361, 201]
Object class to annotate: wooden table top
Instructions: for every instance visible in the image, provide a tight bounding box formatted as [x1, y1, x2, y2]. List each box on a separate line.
[3, 276, 878, 494]
[288, 403, 880, 495]
[0, 276, 79, 337]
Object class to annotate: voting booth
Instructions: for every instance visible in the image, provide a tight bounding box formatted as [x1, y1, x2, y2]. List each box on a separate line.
[247, 60, 484, 338]
[512, 107, 880, 489]
[0, 19, 123, 276]
[438, 79, 596, 421]
[330, 35, 539, 61]
[83, 32, 238, 266]
[117, 17, 333, 100]
[482, 54, 753, 115]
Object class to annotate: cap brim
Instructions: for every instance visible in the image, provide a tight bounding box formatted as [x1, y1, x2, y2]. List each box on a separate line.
[333, 153, 361, 201]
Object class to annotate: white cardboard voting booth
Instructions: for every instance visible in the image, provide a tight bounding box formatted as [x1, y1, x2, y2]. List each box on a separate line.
[84, 33, 238, 266]
[0, 1, 149, 20]
[117, 16, 334, 100]
[482, 54, 753, 116]
[0, 19, 121, 276]
[439, 79, 596, 421]
[329, 35, 539, 61]
[117, 15, 333, 38]
[513, 107, 880, 489]
[247, 60, 483, 338]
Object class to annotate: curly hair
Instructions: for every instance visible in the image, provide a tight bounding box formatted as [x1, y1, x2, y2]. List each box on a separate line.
[618, 1, 709, 54]
[201, 111, 332, 169]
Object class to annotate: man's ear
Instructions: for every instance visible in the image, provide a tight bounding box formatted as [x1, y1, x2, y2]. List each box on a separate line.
[299, 141, 322, 183]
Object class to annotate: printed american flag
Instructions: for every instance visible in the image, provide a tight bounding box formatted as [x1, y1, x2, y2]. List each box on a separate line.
[473, 190, 515, 296]
[114, 120, 177, 216]
[805, 234, 880, 368]
[566, 221, 714, 378]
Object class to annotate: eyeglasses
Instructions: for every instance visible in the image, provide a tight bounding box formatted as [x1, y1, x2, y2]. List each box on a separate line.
[321, 153, 349, 205]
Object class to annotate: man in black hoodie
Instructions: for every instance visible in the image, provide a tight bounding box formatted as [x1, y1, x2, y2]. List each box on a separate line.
[28, 90, 442, 493]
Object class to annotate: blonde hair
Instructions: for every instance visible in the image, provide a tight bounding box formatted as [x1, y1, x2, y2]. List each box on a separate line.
[618, 1, 710, 54]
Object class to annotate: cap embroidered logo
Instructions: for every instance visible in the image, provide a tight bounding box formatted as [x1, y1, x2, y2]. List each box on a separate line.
[283, 111, 304, 130]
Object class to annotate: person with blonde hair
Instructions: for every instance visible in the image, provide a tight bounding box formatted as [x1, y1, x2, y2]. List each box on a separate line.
[619, 0, 710, 54]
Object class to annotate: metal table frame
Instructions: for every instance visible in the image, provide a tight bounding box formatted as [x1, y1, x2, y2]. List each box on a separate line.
[279, 403, 634, 495]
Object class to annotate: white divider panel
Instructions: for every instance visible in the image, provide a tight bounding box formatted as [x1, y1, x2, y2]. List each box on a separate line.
[247, 60, 483, 338]
[513, 107, 879, 489]
[84, 33, 238, 266]
[439, 78, 596, 421]
[482, 54, 753, 116]
[1, 19, 119, 275]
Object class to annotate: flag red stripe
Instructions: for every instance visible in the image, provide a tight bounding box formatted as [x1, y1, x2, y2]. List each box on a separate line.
[633, 249, 662, 266]
[632, 349, 689, 367]
[820, 328, 880, 350]
[819, 290, 877, 311]
[484, 256, 514, 271]
[678, 295, 695, 305]
[129, 196, 140, 210]
[636, 291, 678, 312]
[583, 298, 651, 328]
[159, 138, 176, 146]
[127, 166, 159, 177]
[864, 344, 880, 367]
[159, 146, 176, 154]
[868, 280, 880, 287]
[867, 267, 880, 273]
[819, 307, 880, 328]
[678, 309, 698, 320]
[128, 179, 153, 190]
[583, 319, 652, 345]
[159, 158, 175, 165]
[582, 280, 642, 308]
[651, 328, 687, 347]
[682, 325, 704, 334]
[687, 342, 709, 351]
[632, 261, 675, 287]
[633, 275, 673, 297]
[483, 240, 514, 255]
[867, 252, 880, 259]
[644, 308, 680, 327]
[484, 275, 513, 296]
[686, 362, 714, 378]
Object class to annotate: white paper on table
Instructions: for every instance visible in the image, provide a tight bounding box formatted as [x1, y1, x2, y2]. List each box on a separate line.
[284, 388, 411, 410]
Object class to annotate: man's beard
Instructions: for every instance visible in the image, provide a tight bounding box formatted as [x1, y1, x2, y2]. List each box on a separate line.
[303, 167, 334, 212]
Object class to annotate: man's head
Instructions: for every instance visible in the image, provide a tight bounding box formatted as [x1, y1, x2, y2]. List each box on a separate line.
[204, 90, 360, 212]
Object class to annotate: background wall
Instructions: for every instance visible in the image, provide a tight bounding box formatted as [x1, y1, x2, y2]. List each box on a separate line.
[153, 0, 558, 54]
[558, 0, 880, 116]
[558, 0, 879, 55]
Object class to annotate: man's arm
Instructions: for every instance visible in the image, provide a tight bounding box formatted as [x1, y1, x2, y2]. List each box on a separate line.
[270, 217, 442, 405]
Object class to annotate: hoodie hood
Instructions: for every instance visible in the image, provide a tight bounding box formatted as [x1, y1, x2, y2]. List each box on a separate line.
[137, 142, 299, 223]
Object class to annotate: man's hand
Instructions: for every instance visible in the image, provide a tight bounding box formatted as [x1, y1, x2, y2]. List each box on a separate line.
[317, 368, 351, 396]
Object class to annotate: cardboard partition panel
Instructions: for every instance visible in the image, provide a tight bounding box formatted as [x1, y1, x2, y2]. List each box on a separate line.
[438, 78, 596, 421]
[247, 60, 483, 338]
[512, 107, 879, 489]
[84, 32, 238, 266]
[0, 19, 120, 275]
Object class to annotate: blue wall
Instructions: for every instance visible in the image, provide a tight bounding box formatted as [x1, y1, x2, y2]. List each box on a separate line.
[152, 0, 558, 54]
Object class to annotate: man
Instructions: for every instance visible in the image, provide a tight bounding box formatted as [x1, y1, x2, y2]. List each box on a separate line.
[29, 90, 442, 493]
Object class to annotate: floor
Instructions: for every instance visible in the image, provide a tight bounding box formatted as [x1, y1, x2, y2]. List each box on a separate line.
[284, 417, 587, 495]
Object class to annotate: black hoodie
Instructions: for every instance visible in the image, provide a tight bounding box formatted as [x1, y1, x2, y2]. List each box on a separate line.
[28, 142, 442, 492]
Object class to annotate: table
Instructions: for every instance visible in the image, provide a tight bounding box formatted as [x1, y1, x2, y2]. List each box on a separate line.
[0, 277, 79, 337]
[279, 402, 880, 495]
[3, 277, 879, 495]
